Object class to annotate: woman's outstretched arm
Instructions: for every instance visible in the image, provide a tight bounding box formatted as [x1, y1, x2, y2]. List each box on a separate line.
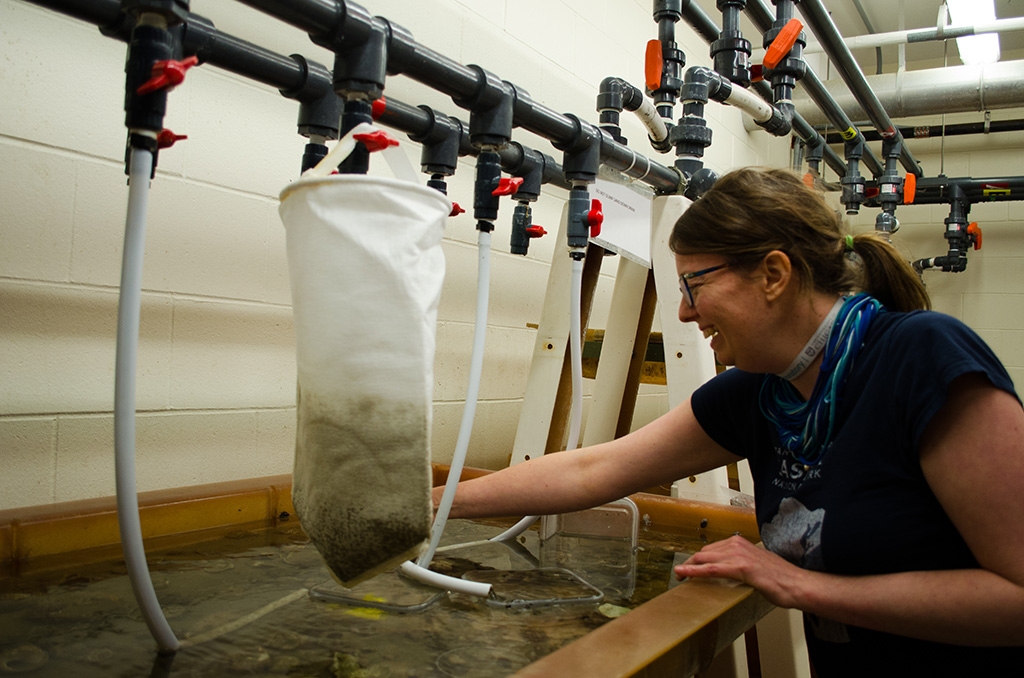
[435, 397, 743, 520]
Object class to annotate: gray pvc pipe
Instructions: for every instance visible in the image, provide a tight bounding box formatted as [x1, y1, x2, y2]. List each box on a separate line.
[115, 146, 180, 654]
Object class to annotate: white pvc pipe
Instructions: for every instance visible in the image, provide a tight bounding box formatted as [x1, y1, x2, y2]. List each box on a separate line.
[115, 146, 180, 654]
[723, 84, 775, 124]
[634, 97, 670, 144]
[488, 253, 587, 545]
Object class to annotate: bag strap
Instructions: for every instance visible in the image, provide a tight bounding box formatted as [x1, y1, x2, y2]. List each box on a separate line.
[303, 122, 418, 184]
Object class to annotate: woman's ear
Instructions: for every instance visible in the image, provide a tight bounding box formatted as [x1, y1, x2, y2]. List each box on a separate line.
[761, 250, 793, 301]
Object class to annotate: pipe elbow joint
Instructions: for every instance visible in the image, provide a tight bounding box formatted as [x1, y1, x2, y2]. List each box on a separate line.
[756, 102, 793, 137]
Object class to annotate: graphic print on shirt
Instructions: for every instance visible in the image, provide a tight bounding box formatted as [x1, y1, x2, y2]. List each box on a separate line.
[761, 496, 850, 643]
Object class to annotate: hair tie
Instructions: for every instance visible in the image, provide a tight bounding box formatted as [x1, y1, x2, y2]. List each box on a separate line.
[844, 234, 855, 251]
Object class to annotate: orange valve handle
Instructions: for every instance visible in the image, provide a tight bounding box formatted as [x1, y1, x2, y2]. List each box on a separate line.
[967, 222, 983, 250]
[902, 172, 917, 204]
[645, 40, 663, 92]
[763, 19, 803, 70]
[353, 129, 399, 152]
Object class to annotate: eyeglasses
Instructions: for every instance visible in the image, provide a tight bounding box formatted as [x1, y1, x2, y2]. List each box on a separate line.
[679, 263, 730, 308]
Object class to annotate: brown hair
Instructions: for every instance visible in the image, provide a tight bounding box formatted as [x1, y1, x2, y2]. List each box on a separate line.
[669, 167, 930, 312]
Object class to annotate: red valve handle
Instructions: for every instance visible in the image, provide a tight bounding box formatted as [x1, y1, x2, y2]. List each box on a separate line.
[587, 199, 603, 238]
[763, 19, 803, 70]
[902, 173, 917, 204]
[526, 225, 547, 239]
[353, 129, 399, 152]
[156, 129, 187, 149]
[371, 96, 387, 120]
[492, 176, 524, 196]
[750, 64, 764, 83]
[137, 56, 199, 95]
[967, 222, 983, 250]
[449, 202, 466, 217]
[644, 39, 662, 92]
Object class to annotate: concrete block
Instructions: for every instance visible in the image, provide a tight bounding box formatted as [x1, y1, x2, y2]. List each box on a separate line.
[0, 281, 173, 415]
[0, 142, 76, 282]
[168, 297, 295, 409]
[0, 417, 57, 510]
[145, 177, 273, 301]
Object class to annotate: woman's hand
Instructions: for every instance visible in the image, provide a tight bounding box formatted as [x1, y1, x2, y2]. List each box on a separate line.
[673, 535, 811, 609]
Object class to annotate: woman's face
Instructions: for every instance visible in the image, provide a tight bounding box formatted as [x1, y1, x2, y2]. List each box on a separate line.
[675, 253, 771, 370]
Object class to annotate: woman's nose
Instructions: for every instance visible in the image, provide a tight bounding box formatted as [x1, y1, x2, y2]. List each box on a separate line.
[678, 298, 698, 324]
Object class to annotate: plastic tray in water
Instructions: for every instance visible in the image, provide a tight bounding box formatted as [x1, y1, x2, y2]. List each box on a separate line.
[539, 497, 639, 547]
[309, 568, 444, 613]
[461, 567, 604, 609]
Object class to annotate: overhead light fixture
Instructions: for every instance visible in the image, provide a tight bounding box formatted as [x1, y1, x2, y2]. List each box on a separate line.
[945, 0, 1001, 64]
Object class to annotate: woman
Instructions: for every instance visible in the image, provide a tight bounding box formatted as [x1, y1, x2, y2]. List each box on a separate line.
[436, 167, 1024, 675]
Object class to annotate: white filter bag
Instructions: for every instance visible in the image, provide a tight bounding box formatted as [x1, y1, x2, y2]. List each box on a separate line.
[279, 173, 450, 585]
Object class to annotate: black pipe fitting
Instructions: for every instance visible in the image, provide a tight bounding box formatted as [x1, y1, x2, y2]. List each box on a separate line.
[711, 0, 751, 87]
[123, 22, 176, 134]
[841, 135, 866, 215]
[473, 150, 503, 226]
[873, 136, 905, 233]
[566, 186, 593, 250]
[504, 141, 548, 202]
[554, 115, 602, 184]
[938, 186, 972, 272]
[598, 77, 657, 148]
[684, 166, 719, 201]
[337, 98, 373, 174]
[509, 202, 547, 256]
[598, 77, 629, 145]
[756, 101, 794, 137]
[453, 65, 515, 150]
[122, 0, 189, 24]
[331, 14, 388, 100]
[277, 52, 333, 103]
[651, 2, 686, 114]
[671, 67, 715, 178]
[407, 106, 467, 180]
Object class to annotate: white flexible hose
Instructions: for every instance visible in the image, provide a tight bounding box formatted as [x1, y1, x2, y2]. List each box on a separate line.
[566, 256, 585, 450]
[409, 229, 493, 597]
[115, 146, 180, 653]
[399, 561, 493, 597]
[488, 253, 586, 544]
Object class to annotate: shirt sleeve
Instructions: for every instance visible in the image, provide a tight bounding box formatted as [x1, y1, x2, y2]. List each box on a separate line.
[689, 367, 767, 460]
[883, 311, 1018, 453]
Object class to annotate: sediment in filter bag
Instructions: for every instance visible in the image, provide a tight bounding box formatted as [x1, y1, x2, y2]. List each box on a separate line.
[280, 172, 450, 586]
[293, 388, 432, 585]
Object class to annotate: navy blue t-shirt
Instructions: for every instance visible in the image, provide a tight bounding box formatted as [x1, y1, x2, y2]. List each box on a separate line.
[691, 310, 1024, 676]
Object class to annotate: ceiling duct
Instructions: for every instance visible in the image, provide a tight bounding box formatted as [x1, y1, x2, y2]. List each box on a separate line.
[790, 60, 1024, 127]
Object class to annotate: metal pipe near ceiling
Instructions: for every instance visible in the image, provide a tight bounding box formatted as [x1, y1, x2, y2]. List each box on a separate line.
[678, 0, 847, 178]
[797, 0, 923, 176]
[800, 16, 1024, 54]
[823, 118, 1024, 145]
[743, 0, 880, 177]
[793, 60, 1024, 126]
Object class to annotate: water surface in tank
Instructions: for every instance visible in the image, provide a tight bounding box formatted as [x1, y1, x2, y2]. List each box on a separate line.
[0, 518, 706, 677]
